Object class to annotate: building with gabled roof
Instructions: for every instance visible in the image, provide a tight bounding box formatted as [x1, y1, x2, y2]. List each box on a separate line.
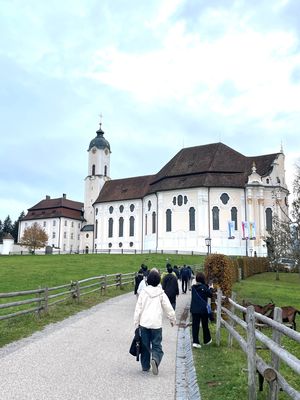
[18, 122, 289, 256]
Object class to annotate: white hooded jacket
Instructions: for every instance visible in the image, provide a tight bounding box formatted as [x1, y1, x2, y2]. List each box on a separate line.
[134, 285, 176, 329]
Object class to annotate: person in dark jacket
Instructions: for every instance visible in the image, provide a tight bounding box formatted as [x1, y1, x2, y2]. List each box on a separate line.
[180, 265, 189, 294]
[190, 272, 213, 348]
[134, 268, 144, 296]
[161, 265, 179, 310]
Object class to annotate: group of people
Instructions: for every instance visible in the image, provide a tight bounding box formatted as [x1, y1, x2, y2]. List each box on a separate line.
[132, 263, 214, 375]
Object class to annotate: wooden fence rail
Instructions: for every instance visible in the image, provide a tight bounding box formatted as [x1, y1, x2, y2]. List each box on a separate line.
[0, 272, 136, 322]
[215, 288, 300, 400]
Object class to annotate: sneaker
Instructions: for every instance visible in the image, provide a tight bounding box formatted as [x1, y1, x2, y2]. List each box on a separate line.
[192, 343, 202, 348]
[151, 359, 159, 375]
[142, 368, 150, 372]
[205, 339, 212, 345]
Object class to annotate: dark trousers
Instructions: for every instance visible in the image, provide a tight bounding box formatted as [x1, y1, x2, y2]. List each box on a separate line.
[140, 326, 164, 371]
[192, 313, 211, 345]
[182, 278, 188, 293]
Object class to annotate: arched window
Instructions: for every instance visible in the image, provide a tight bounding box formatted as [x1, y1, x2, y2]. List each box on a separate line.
[212, 206, 219, 230]
[231, 207, 238, 230]
[129, 216, 134, 237]
[178, 195, 183, 206]
[266, 208, 273, 232]
[166, 209, 172, 232]
[95, 219, 98, 239]
[108, 218, 113, 238]
[92, 164, 95, 175]
[152, 211, 156, 234]
[104, 165, 107, 176]
[189, 207, 195, 231]
[119, 217, 124, 237]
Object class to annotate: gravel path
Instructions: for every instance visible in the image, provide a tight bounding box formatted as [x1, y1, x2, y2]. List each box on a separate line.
[0, 291, 192, 400]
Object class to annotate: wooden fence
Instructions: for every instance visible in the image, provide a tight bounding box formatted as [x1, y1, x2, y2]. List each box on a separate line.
[215, 288, 300, 400]
[0, 272, 135, 321]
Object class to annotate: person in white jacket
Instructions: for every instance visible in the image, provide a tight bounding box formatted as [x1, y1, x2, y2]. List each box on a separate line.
[133, 269, 176, 375]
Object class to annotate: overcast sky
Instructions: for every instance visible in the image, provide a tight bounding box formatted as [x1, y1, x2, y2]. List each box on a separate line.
[1, 0, 300, 222]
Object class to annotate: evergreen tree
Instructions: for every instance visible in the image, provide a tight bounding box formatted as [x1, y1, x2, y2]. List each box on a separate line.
[2, 216, 13, 235]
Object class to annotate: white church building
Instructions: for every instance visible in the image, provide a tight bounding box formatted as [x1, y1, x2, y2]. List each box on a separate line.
[17, 122, 289, 256]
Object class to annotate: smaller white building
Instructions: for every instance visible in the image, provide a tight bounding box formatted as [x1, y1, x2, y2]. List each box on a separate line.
[18, 194, 84, 253]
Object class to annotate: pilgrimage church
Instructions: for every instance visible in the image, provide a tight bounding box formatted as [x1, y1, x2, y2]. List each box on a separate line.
[17, 122, 289, 256]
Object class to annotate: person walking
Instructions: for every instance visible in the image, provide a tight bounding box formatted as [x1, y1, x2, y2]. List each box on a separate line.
[161, 265, 179, 310]
[190, 272, 213, 348]
[133, 269, 176, 375]
[180, 265, 189, 294]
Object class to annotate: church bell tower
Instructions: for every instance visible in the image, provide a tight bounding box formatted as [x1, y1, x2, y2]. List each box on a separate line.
[84, 121, 111, 225]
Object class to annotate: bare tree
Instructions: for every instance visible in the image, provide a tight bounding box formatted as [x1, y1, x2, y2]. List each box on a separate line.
[19, 222, 48, 253]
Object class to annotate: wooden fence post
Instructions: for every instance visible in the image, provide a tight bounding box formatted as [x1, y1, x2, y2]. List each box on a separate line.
[269, 307, 282, 400]
[216, 288, 222, 346]
[228, 292, 236, 347]
[246, 305, 257, 400]
[44, 287, 49, 314]
[75, 281, 80, 303]
[37, 286, 43, 317]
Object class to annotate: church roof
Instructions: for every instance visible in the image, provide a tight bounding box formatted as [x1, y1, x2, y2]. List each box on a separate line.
[95, 175, 154, 203]
[22, 196, 84, 221]
[95, 142, 280, 203]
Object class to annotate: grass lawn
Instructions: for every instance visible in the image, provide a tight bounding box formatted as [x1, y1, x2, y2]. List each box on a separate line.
[193, 272, 300, 400]
[0, 253, 203, 347]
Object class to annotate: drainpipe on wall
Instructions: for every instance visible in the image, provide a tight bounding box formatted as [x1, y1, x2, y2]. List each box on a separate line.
[141, 198, 144, 253]
[208, 187, 211, 244]
[244, 188, 248, 256]
[155, 192, 158, 252]
[58, 217, 61, 253]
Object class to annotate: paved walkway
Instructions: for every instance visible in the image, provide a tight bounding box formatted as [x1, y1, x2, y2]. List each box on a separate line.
[0, 291, 193, 400]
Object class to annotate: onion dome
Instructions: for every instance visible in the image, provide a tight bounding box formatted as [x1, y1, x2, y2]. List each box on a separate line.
[88, 123, 110, 152]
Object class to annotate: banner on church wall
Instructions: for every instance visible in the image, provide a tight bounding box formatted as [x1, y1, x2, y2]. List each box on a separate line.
[242, 221, 256, 240]
[242, 221, 249, 239]
[228, 221, 235, 239]
[249, 221, 256, 240]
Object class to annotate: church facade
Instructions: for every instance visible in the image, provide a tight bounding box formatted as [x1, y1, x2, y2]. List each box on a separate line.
[18, 123, 289, 256]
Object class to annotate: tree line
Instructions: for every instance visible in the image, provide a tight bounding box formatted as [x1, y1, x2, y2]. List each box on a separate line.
[0, 212, 25, 243]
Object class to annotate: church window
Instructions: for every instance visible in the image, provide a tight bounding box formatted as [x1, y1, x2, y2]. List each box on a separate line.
[77, 234, 80, 240]
[173, 197, 176, 205]
[108, 242, 112, 248]
[145, 214, 148, 235]
[71, 233, 74, 240]
[266, 178, 270, 184]
[71, 221, 74, 227]
[108, 218, 113, 237]
[189, 207, 195, 231]
[109, 206, 114, 214]
[276, 177, 280, 184]
[119, 205, 124, 213]
[119, 217, 124, 237]
[63, 244, 66, 251]
[266, 208, 273, 232]
[86, 234, 89, 238]
[178, 195, 183, 206]
[148, 200, 152, 211]
[129, 216, 134, 237]
[130, 204, 135, 212]
[119, 242, 123, 247]
[95, 208, 98, 216]
[231, 207, 238, 230]
[53, 220, 56, 227]
[64, 232, 67, 239]
[152, 211, 156, 234]
[78, 223, 80, 228]
[104, 165, 107, 176]
[43, 221, 46, 227]
[52, 232, 56, 239]
[92, 164, 95, 175]
[220, 193, 229, 205]
[184, 196, 188, 204]
[130, 242, 133, 247]
[212, 207, 220, 230]
[65, 220, 67, 227]
[95, 220, 98, 239]
[166, 209, 172, 232]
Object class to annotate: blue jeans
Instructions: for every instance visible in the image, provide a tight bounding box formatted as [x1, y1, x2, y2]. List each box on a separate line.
[140, 326, 164, 371]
